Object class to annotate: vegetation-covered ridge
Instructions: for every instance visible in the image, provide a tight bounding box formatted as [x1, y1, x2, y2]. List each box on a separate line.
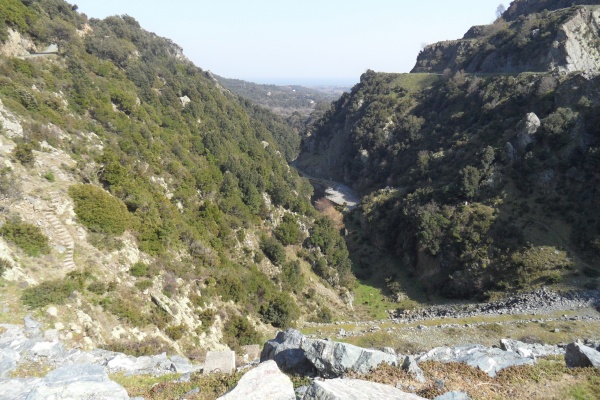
[0, 0, 353, 354]
[297, 3, 600, 299]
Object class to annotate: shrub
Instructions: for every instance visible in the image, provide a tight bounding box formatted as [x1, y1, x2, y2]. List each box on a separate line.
[12, 142, 35, 166]
[21, 280, 75, 308]
[87, 281, 110, 295]
[197, 309, 216, 332]
[134, 279, 153, 291]
[165, 324, 186, 341]
[0, 257, 11, 276]
[274, 214, 302, 245]
[129, 262, 148, 277]
[223, 315, 262, 350]
[43, 171, 55, 182]
[313, 306, 333, 323]
[104, 337, 174, 357]
[0, 168, 22, 200]
[280, 259, 304, 292]
[259, 235, 286, 265]
[103, 296, 149, 327]
[0, 216, 50, 256]
[68, 184, 131, 235]
[259, 292, 299, 328]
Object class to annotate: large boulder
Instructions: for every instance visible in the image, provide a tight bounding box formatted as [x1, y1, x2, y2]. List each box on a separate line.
[261, 329, 315, 375]
[301, 338, 398, 378]
[302, 378, 427, 400]
[217, 360, 295, 400]
[565, 341, 600, 368]
[417, 344, 534, 377]
[261, 329, 398, 378]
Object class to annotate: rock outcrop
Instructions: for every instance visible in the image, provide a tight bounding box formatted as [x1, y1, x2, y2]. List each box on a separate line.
[412, 4, 600, 75]
[416, 344, 535, 377]
[565, 341, 600, 368]
[0, 318, 201, 399]
[500, 339, 564, 358]
[302, 378, 427, 400]
[217, 360, 295, 400]
[11, 364, 130, 400]
[261, 329, 398, 378]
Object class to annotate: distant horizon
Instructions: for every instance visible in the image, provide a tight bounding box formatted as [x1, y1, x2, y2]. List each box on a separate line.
[220, 75, 358, 87]
[74, 1, 506, 86]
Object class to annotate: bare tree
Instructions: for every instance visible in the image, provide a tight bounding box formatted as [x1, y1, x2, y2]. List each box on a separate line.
[496, 4, 506, 19]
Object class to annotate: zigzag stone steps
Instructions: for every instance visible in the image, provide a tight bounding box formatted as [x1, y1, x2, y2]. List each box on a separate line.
[43, 191, 75, 270]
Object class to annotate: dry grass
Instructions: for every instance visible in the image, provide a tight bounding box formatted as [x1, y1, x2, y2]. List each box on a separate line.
[314, 198, 344, 230]
[350, 358, 600, 400]
[10, 360, 54, 378]
[112, 371, 244, 400]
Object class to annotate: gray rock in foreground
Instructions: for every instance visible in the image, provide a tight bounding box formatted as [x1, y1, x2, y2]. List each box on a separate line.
[302, 378, 427, 400]
[262, 329, 397, 378]
[217, 360, 294, 400]
[402, 356, 426, 383]
[565, 341, 600, 368]
[261, 329, 316, 375]
[301, 337, 398, 378]
[19, 364, 129, 400]
[417, 344, 534, 377]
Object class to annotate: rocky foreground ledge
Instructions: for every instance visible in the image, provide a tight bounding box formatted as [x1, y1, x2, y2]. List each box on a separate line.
[3, 314, 600, 400]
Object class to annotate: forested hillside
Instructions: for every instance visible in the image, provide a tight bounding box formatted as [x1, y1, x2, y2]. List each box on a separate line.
[297, 2, 600, 299]
[0, 0, 353, 354]
[214, 74, 345, 117]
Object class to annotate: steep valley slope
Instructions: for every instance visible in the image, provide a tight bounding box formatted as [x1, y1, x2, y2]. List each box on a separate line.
[296, 0, 600, 300]
[0, 0, 355, 356]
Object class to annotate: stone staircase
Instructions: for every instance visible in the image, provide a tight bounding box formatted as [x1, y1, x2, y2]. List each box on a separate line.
[43, 192, 75, 270]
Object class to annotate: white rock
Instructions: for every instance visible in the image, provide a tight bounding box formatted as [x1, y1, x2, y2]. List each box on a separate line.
[43, 330, 60, 342]
[303, 378, 427, 400]
[218, 360, 294, 400]
[47, 306, 58, 318]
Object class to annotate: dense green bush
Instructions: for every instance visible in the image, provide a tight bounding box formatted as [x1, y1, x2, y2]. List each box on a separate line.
[69, 184, 131, 235]
[0, 216, 49, 256]
[259, 235, 286, 265]
[274, 214, 302, 245]
[223, 315, 262, 350]
[280, 259, 304, 293]
[21, 280, 75, 308]
[306, 217, 354, 288]
[259, 292, 299, 328]
[129, 262, 148, 277]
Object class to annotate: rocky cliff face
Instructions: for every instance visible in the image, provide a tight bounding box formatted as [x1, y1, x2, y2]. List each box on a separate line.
[504, 0, 600, 21]
[412, 4, 600, 74]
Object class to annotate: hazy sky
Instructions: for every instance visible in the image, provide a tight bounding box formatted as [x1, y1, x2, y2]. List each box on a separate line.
[73, 0, 507, 85]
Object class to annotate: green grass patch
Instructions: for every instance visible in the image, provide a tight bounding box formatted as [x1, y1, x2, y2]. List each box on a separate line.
[393, 73, 442, 93]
